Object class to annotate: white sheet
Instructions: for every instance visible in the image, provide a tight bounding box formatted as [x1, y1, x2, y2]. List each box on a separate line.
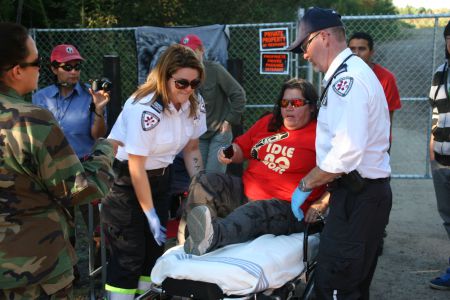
[151, 233, 320, 296]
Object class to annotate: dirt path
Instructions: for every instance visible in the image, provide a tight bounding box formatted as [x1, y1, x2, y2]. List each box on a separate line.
[371, 178, 450, 299]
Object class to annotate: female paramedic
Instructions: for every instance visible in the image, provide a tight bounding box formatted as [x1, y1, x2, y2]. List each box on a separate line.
[102, 44, 206, 299]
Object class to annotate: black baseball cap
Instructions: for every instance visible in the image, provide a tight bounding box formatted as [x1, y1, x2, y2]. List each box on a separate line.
[288, 7, 344, 54]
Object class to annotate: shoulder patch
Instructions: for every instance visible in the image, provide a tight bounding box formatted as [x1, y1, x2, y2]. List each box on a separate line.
[332, 76, 353, 97]
[141, 111, 160, 131]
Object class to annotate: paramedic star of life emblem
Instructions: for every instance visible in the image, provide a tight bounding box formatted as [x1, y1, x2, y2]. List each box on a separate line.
[332, 76, 354, 97]
[141, 111, 160, 131]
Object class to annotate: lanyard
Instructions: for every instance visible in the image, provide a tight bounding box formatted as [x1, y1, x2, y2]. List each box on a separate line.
[319, 54, 355, 107]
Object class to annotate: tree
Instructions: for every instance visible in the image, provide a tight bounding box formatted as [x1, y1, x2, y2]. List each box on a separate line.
[6, 0, 398, 28]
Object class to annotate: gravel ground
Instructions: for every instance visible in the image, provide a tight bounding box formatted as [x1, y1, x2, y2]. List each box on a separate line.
[370, 178, 450, 299]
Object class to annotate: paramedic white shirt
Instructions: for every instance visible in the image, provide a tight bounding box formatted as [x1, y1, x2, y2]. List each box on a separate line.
[108, 92, 207, 170]
[316, 48, 391, 179]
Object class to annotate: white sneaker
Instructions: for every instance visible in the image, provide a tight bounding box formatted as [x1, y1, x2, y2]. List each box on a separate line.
[184, 205, 214, 255]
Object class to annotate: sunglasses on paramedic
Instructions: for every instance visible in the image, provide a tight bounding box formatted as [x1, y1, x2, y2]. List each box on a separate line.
[280, 98, 311, 108]
[172, 77, 201, 90]
[57, 63, 82, 72]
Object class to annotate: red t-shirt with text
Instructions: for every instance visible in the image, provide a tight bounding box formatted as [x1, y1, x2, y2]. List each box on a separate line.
[234, 114, 325, 213]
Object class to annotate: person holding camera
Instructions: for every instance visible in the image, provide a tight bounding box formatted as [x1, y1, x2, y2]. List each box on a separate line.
[288, 7, 392, 299]
[0, 22, 118, 299]
[32, 44, 110, 283]
[182, 78, 328, 256]
[102, 44, 206, 299]
[32, 44, 109, 159]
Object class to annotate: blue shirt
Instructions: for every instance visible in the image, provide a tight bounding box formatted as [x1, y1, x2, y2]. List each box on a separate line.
[32, 83, 104, 158]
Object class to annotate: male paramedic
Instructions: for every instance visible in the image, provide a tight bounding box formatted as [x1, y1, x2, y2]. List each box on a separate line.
[288, 7, 392, 300]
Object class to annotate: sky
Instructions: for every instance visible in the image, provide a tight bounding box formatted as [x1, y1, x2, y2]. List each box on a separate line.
[392, 0, 448, 9]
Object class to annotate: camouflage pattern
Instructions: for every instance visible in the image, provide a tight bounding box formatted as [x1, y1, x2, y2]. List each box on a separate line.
[1, 269, 73, 299]
[211, 199, 306, 251]
[183, 171, 246, 219]
[183, 172, 306, 252]
[0, 89, 115, 290]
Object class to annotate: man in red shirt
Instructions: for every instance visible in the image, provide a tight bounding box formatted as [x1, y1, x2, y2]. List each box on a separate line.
[348, 32, 401, 146]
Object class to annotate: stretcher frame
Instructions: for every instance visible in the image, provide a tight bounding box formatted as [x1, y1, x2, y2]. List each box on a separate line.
[137, 222, 321, 300]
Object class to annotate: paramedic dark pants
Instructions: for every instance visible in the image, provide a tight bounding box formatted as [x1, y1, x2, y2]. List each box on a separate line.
[314, 178, 392, 300]
[101, 167, 170, 290]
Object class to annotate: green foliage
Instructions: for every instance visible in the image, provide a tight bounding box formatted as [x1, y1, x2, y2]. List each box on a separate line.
[4, 0, 399, 28]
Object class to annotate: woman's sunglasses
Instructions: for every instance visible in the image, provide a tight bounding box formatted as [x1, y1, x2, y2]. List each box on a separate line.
[172, 77, 201, 90]
[57, 63, 82, 72]
[280, 98, 311, 108]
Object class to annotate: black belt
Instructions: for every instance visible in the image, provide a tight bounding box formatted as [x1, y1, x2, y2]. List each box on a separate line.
[363, 177, 390, 184]
[146, 167, 167, 177]
[434, 152, 450, 166]
[327, 171, 389, 193]
[113, 159, 168, 178]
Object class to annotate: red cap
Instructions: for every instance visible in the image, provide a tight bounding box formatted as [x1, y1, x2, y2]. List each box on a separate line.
[179, 34, 204, 51]
[50, 44, 84, 63]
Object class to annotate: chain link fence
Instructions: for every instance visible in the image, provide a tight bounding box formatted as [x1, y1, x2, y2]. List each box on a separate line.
[341, 14, 450, 178]
[31, 13, 450, 178]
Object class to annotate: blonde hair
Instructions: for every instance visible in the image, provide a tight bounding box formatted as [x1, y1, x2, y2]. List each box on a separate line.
[132, 44, 204, 117]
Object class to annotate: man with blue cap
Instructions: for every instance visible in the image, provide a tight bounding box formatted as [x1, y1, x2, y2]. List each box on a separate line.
[288, 7, 392, 299]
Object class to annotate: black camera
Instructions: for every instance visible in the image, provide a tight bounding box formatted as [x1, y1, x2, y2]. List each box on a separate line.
[222, 144, 234, 159]
[90, 77, 112, 92]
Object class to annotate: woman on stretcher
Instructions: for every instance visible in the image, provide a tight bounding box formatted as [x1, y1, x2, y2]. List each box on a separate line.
[183, 78, 329, 256]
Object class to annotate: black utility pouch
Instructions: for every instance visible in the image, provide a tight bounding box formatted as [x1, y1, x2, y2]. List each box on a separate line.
[340, 170, 366, 194]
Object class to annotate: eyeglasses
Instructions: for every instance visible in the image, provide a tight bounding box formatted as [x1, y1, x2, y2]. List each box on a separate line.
[18, 56, 42, 69]
[301, 31, 321, 53]
[58, 63, 82, 72]
[280, 98, 311, 108]
[172, 77, 201, 90]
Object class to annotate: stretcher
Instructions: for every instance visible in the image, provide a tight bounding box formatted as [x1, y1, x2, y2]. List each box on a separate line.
[141, 223, 320, 300]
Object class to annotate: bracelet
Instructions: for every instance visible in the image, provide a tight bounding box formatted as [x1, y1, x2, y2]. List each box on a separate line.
[90, 102, 103, 118]
[94, 111, 103, 118]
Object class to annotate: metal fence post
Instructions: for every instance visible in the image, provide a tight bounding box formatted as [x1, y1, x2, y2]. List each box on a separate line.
[103, 55, 122, 134]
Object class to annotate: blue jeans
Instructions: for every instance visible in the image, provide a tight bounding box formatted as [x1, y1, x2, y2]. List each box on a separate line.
[431, 160, 450, 239]
[199, 130, 232, 173]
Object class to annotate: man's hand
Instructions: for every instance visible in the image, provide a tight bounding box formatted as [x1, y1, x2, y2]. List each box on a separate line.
[291, 187, 311, 221]
[105, 139, 123, 156]
[144, 208, 167, 246]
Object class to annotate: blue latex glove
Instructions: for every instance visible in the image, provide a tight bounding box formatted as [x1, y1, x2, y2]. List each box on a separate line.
[144, 208, 167, 246]
[291, 187, 312, 221]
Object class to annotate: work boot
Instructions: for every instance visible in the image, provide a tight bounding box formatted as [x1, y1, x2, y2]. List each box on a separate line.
[184, 205, 214, 256]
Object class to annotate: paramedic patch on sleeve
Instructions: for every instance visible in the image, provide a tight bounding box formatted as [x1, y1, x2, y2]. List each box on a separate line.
[332, 76, 354, 97]
[141, 111, 160, 131]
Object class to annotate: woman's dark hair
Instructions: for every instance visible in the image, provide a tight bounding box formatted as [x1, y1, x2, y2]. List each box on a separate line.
[0, 22, 29, 76]
[268, 78, 319, 132]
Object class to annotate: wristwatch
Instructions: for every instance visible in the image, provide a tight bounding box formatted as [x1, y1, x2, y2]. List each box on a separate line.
[299, 179, 312, 192]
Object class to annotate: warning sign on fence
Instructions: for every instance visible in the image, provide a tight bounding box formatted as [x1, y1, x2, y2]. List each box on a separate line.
[259, 28, 289, 51]
[260, 52, 289, 75]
